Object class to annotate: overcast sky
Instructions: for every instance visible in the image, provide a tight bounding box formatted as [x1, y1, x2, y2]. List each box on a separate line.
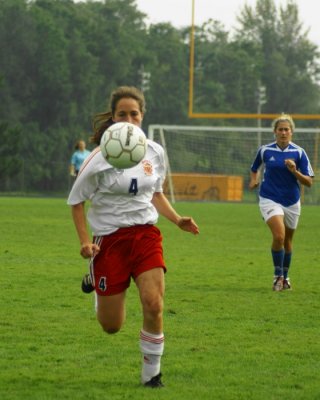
[136, 0, 320, 47]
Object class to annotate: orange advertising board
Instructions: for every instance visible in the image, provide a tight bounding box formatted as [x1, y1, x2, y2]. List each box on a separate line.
[163, 173, 243, 201]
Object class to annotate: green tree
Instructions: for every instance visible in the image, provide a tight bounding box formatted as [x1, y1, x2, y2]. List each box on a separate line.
[193, 20, 261, 118]
[0, 122, 23, 191]
[236, 0, 320, 117]
[0, 0, 36, 124]
[79, 0, 148, 111]
[143, 23, 190, 126]
[0, 0, 319, 193]
[29, 0, 72, 130]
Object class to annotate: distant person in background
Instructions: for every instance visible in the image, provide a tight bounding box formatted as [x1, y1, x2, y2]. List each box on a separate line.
[69, 140, 91, 177]
[249, 114, 314, 291]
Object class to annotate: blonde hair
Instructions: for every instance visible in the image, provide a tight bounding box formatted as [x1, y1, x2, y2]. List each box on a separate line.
[272, 113, 295, 131]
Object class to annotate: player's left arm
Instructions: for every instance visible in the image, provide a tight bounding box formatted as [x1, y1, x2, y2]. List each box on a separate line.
[151, 192, 199, 235]
[284, 159, 313, 187]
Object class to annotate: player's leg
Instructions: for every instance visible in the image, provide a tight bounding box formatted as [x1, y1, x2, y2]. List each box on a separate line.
[282, 226, 295, 289]
[282, 213, 298, 289]
[136, 268, 164, 333]
[96, 291, 126, 334]
[259, 198, 286, 291]
[266, 215, 286, 291]
[135, 268, 165, 387]
[267, 214, 286, 249]
[92, 232, 131, 332]
[282, 202, 300, 289]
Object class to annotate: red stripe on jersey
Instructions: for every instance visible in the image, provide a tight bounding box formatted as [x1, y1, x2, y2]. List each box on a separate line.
[77, 147, 101, 177]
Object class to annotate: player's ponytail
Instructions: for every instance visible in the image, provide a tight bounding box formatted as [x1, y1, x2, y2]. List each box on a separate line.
[91, 112, 114, 145]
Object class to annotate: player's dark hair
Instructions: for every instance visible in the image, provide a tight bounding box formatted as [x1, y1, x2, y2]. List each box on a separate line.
[90, 112, 114, 145]
[90, 86, 146, 145]
[74, 139, 86, 150]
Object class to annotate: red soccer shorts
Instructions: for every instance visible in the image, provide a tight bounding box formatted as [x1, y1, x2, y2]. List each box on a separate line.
[90, 224, 166, 296]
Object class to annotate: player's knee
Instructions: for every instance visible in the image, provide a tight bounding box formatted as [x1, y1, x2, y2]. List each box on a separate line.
[97, 316, 122, 334]
[143, 296, 163, 317]
[100, 322, 121, 334]
[273, 232, 285, 246]
[105, 327, 120, 335]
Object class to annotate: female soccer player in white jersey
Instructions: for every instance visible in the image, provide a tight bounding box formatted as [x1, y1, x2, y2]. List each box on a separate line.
[67, 86, 199, 388]
[249, 114, 314, 291]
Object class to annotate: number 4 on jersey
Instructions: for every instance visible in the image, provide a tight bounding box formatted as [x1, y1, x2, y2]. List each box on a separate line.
[129, 178, 138, 195]
[99, 277, 107, 292]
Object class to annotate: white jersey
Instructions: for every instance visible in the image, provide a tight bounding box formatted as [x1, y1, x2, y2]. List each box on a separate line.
[67, 140, 166, 236]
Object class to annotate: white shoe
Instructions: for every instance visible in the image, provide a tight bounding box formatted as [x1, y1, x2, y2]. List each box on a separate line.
[272, 276, 283, 291]
[283, 278, 291, 290]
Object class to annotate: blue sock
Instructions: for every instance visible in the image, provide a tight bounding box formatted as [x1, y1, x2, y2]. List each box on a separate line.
[283, 252, 292, 279]
[272, 249, 284, 277]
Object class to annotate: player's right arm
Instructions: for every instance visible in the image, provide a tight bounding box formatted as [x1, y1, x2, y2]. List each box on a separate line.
[249, 170, 260, 190]
[69, 164, 76, 177]
[71, 202, 100, 258]
[249, 147, 262, 190]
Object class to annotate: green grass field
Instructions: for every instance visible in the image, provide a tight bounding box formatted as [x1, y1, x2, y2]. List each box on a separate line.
[0, 197, 319, 400]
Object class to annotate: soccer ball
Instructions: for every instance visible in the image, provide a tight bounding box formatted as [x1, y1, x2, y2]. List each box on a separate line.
[100, 122, 147, 169]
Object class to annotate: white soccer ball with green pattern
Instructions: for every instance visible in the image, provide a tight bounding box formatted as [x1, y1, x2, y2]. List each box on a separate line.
[100, 122, 147, 169]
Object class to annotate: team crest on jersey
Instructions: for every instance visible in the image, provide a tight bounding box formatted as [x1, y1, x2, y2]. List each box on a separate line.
[142, 160, 153, 176]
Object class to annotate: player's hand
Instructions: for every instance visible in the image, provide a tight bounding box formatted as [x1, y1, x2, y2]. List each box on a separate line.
[285, 159, 296, 173]
[249, 180, 259, 190]
[177, 217, 200, 235]
[80, 242, 100, 258]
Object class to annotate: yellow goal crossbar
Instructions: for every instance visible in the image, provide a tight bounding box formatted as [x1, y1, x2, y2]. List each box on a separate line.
[189, 0, 320, 120]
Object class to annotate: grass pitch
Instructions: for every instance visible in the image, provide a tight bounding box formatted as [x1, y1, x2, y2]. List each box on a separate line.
[0, 197, 319, 400]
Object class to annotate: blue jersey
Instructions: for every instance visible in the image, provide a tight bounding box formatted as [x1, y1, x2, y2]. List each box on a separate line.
[251, 141, 314, 206]
[71, 149, 91, 172]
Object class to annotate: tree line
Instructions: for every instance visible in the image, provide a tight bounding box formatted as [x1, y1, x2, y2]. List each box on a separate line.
[0, 0, 319, 193]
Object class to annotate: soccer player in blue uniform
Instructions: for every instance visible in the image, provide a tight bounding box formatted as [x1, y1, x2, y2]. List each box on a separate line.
[249, 114, 314, 291]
